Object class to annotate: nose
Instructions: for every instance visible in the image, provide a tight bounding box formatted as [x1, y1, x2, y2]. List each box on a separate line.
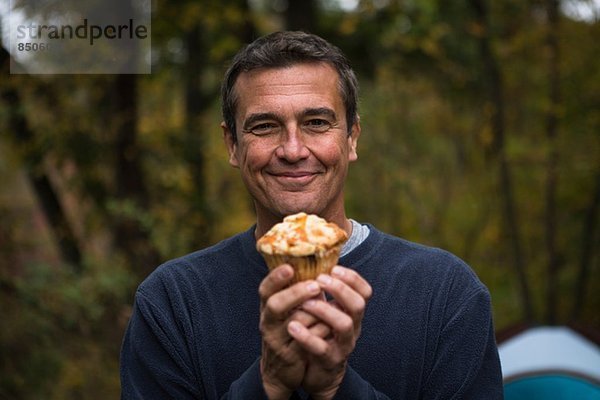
[275, 125, 310, 162]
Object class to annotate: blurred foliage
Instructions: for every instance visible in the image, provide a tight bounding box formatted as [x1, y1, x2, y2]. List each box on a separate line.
[1, 0, 599, 398]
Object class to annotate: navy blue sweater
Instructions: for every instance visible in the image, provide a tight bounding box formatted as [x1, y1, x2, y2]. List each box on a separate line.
[120, 225, 503, 399]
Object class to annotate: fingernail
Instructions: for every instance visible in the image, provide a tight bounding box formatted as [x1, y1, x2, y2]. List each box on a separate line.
[332, 266, 345, 277]
[278, 266, 291, 279]
[317, 274, 332, 285]
[288, 321, 301, 334]
[307, 281, 320, 293]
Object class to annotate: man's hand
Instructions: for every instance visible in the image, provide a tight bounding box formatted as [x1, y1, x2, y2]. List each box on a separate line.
[258, 264, 326, 399]
[288, 266, 373, 400]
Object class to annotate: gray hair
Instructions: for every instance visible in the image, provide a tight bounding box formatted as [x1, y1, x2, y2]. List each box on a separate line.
[221, 31, 359, 141]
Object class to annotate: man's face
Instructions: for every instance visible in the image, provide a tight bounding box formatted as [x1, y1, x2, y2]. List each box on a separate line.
[223, 62, 360, 226]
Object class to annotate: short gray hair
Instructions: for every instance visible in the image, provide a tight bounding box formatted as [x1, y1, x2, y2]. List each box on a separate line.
[221, 31, 359, 141]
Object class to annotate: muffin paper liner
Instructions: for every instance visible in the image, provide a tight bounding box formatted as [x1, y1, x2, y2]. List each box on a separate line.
[261, 245, 343, 283]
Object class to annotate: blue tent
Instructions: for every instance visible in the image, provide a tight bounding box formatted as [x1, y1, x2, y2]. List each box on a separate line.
[498, 326, 600, 400]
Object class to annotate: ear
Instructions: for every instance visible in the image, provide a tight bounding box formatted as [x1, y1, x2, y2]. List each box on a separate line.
[222, 122, 240, 168]
[347, 116, 361, 162]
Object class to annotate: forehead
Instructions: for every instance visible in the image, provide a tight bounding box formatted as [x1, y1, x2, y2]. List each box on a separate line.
[233, 63, 343, 115]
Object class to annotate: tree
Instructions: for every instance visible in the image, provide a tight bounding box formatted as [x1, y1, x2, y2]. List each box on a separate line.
[468, 0, 534, 322]
[543, 0, 561, 325]
[0, 45, 82, 270]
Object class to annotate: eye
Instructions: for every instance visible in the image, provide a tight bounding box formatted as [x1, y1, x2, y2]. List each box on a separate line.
[304, 119, 332, 133]
[245, 123, 279, 136]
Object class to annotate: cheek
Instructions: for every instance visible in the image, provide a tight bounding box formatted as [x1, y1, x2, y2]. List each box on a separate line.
[313, 138, 350, 167]
[239, 141, 273, 172]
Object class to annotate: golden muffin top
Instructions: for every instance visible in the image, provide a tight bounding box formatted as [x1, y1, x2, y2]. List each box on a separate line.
[256, 212, 348, 257]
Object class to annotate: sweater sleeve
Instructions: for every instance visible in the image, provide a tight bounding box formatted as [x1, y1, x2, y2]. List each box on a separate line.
[329, 365, 392, 399]
[120, 290, 269, 400]
[120, 290, 204, 399]
[422, 286, 504, 399]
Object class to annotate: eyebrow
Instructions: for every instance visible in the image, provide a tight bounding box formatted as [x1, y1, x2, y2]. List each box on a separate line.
[302, 107, 338, 121]
[242, 108, 338, 130]
[242, 113, 280, 131]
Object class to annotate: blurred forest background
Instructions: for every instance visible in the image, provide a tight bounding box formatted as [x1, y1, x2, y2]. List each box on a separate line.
[1, 0, 598, 398]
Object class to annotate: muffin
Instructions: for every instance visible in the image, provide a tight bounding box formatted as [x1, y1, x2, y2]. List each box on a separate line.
[256, 212, 348, 282]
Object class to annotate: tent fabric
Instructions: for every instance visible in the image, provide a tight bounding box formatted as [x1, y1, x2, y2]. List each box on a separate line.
[498, 326, 600, 382]
[504, 375, 600, 400]
[499, 326, 600, 399]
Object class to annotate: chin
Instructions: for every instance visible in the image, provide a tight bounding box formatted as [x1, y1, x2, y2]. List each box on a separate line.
[274, 202, 321, 218]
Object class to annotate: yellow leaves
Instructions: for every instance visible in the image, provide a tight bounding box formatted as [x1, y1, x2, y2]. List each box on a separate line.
[178, 3, 204, 31]
[50, 344, 121, 400]
[420, 24, 450, 58]
[338, 14, 360, 35]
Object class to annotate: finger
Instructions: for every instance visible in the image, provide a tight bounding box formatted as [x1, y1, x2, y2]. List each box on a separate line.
[291, 309, 332, 339]
[309, 321, 332, 339]
[291, 298, 333, 340]
[290, 308, 319, 327]
[262, 280, 322, 322]
[331, 266, 373, 301]
[301, 299, 354, 337]
[289, 291, 326, 323]
[259, 264, 295, 304]
[287, 320, 329, 357]
[316, 273, 368, 319]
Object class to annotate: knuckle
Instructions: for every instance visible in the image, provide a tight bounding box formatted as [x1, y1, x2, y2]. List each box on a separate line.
[258, 284, 269, 301]
[364, 284, 373, 300]
[342, 269, 372, 300]
[315, 346, 328, 358]
[264, 296, 284, 317]
[314, 323, 331, 338]
[344, 268, 359, 284]
[258, 276, 276, 300]
[343, 271, 355, 284]
[332, 277, 348, 294]
[274, 346, 293, 363]
[350, 296, 366, 314]
[338, 315, 354, 333]
[259, 318, 268, 335]
[296, 310, 318, 326]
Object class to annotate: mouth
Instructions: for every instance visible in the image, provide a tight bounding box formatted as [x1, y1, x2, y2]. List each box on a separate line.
[268, 171, 320, 187]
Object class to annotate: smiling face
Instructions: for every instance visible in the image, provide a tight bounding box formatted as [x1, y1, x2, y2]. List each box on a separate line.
[222, 62, 360, 236]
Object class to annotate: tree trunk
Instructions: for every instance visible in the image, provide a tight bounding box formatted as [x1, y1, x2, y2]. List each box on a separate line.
[0, 46, 82, 270]
[233, 0, 257, 43]
[468, 0, 534, 322]
[571, 171, 600, 321]
[543, 0, 561, 325]
[181, 0, 257, 248]
[112, 73, 160, 276]
[183, 23, 212, 246]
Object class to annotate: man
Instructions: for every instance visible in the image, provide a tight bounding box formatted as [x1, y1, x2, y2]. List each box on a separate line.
[120, 31, 503, 399]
